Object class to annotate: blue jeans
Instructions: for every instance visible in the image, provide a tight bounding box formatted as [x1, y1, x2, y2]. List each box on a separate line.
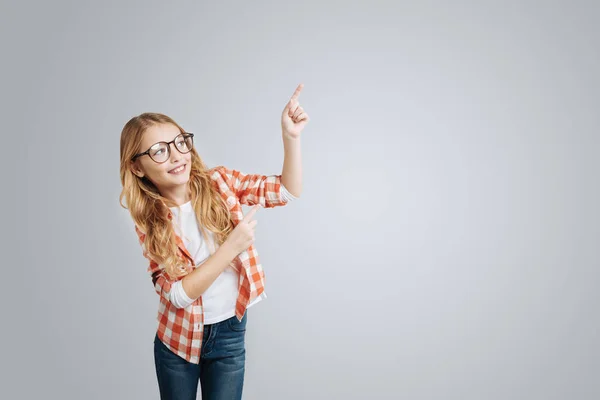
[153, 312, 247, 400]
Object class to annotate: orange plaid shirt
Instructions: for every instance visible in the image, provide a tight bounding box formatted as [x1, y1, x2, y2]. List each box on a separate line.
[134, 165, 291, 363]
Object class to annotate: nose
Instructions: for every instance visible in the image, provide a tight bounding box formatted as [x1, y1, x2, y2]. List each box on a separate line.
[168, 142, 183, 163]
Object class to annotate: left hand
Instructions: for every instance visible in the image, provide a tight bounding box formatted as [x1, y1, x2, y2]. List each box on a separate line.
[281, 83, 310, 140]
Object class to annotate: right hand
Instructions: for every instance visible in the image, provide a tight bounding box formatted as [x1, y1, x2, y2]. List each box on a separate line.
[222, 204, 261, 256]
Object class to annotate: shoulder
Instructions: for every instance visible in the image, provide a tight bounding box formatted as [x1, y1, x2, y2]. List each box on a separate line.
[207, 165, 234, 190]
[207, 165, 232, 178]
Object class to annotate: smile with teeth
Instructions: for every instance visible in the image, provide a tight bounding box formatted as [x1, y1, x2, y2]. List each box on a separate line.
[169, 164, 186, 174]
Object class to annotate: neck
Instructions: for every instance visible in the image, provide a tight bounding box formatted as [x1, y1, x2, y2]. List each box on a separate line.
[162, 185, 191, 206]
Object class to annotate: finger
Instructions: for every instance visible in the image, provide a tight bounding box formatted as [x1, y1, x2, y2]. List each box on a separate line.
[243, 204, 261, 222]
[288, 100, 298, 117]
[293, 106, 303, 119]
[290, 83, 304, 101]
[285, 99, 295, 117]
[295, 112, 307, 121]
[248, 220, 258, 229]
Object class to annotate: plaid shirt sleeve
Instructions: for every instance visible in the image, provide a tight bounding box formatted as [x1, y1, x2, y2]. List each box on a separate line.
[134, 225, 175, 300]
[215, 165, 292, 208]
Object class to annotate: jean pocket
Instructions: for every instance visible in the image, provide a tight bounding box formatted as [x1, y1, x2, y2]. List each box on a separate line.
[227, 313, 247, 332]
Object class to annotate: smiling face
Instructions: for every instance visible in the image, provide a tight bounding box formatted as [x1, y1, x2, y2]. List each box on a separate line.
[130, 123, 193, 200]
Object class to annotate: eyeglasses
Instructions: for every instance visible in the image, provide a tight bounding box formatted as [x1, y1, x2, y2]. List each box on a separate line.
[131, 132, 194, 164]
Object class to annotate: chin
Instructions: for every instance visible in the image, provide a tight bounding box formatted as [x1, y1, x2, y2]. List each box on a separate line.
[172, 175, 190, 184]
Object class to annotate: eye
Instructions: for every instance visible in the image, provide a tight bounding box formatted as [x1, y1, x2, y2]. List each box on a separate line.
[152, 148, 164, 156]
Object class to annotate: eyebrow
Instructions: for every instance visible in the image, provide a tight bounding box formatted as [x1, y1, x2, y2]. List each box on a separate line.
[146, 132, 183, 148]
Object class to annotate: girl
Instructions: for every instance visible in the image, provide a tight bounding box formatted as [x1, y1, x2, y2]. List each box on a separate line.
[118, 84, 308, 400]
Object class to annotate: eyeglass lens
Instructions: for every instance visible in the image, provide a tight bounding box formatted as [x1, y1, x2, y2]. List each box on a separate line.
[149, 134, 193, 163]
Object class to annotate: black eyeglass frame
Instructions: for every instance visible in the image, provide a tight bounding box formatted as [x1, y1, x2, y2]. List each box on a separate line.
[131, 132, 195, 163]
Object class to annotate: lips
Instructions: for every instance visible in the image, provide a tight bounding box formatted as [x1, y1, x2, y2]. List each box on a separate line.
[169, 164, 186, 174]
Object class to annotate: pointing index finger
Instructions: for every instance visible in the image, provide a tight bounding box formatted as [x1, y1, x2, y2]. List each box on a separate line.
[290, 83, 304, 101]
[243, 204, 261, 222]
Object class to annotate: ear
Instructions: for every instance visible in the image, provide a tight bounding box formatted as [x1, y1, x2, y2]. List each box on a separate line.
[130, 162, 145, 178]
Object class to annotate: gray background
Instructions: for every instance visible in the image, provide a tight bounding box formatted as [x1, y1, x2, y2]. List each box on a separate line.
[5, 0, 599, 399]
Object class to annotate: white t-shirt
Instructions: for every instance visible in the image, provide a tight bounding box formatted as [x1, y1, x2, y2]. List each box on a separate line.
[168, 184, 296, 324]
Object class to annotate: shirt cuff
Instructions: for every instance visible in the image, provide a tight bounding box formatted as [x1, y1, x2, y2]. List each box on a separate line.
[280, 183, 298, 202]
[169, 279, 195, 308]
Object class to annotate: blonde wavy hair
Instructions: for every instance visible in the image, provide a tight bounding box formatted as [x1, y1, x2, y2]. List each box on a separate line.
[119, 112, 235, 279]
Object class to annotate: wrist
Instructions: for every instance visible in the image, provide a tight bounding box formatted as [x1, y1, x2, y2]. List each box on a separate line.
[217, 242, 238, 261]
[282, 131, 301, 141]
